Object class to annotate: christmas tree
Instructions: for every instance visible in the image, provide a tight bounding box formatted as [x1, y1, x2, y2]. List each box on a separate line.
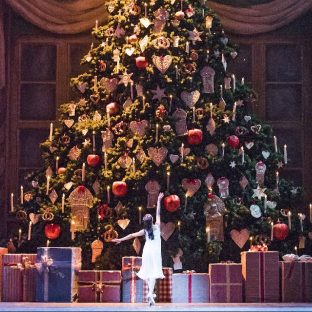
[12, 0, 309, 272]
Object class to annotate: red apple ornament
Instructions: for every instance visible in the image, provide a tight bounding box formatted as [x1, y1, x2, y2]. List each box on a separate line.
[135, 56, 148, 69]
[164, 195, 181, 212]
[87, 154, 101, 167]
[57, 167, 66, 175]
[273, 222, 289, 241]
[112, 181, 128, 197]
[106, 102, 119, 115]
[228, 135, 240, 148]
[187, 129, 203, 145]
[175, 11, 185, 20]
[44, 223, 61, 240]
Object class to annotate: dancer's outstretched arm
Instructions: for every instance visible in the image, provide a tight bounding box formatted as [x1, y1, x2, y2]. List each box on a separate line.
[156, 192, 164, 225]
[112, 229, 144, 244]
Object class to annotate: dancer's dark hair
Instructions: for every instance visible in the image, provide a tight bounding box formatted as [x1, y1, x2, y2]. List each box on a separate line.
[143, 214, 154, 240]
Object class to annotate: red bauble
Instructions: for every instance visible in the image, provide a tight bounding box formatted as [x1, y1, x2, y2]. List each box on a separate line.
[135, 56, 148, 69]
[87, 154, 101, 167]
[106, 102, 119, 115]
[175, 11, 185, 20]
[112, 181, 128, 197]
[164, 195, 181, 212]
[228, 135, 240, 148]
[187, 129, 203, 145]
[57, 167, 66, 175]
[44, 223, 61, 240]
[273, 222, 289, 241]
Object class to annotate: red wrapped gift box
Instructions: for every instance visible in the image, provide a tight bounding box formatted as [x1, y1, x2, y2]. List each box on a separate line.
[241, 251, 279, 303]
[2, 253, 37, 302]
[280, 261, 312, 302]
[209, 263, 242, 303]
[172, 272, 209, 303]
[155, 267, 172, 303]
[0, 247, 8, 301]
[78, 270, 121, 302]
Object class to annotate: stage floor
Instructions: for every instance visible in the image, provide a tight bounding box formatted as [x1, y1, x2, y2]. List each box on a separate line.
[0, 303, 311, 312]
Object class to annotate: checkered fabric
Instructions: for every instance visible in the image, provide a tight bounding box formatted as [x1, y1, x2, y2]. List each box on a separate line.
[156, 267, 173, 302]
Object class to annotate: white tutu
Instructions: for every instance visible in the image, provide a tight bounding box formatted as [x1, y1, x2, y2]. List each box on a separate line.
[137, 224, 164, 280]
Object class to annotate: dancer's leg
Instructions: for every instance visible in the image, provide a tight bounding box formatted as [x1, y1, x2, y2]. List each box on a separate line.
[147, 278, 156, 305]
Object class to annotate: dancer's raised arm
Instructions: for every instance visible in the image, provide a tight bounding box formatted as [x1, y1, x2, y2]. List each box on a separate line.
[112, 229, 144, 244]
[156, 192, 164, 225]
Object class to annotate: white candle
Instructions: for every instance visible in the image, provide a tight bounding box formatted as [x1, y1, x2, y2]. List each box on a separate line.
[284, 144, 287, 164]
[206, 226, 211, 243]
[276, 171, 279, 187]
[231, 74, 236, 91]
[92, 131, 96, 152]
[180, 0, 183, 11]
[298, 213, 304, 232]
[177, 221, 181, 231]
[104, 152, 108, 171]
[310, 203, 312, 223]
[107, 110, 111, 127]
[49, 123, 53, 141]
[184, 195, 188, 211]
[18, 228, 22, 241]
[117, 58, 120, 73]
[270, 222, 274, 241]
[192, 107, 196, 123]
[206, 49, 209, 62]
[155, 123, 159, 143]
[175, 65, 179, 80]
[241, 146, 245, 164]
[82, 163, 86, 182]
[185, 41, 190, 54]
[56, 156, 60, 171]
[169, 95, 173, 112]
[232, 102, 237, 121]
[264, 194, 267, 212]
[202, 8, 205, 18]
[130, 82, 134, 100]
[142, 96, 146, 106]
[93, 76, 98, 92]
[220, 84, 223, 98]
[132, 157, 136, 173]
[95, 20, 98, 31]
[71, 221, 75, 240]
[273, 136, 278, 153]
[210, 102, 213, 118]
[10, 193, 14, 212]
[181, 143, 184, 163]
[138, 206, 142, 224]
[241, 77, 245, 85]
[20, 186, 24, 204]
[27, 221, 32, 240]
[107, 186, 111, 203]
[144, 3, 147, 17]
[221, 143, 225, 157]
[166, 170, 170, 191]
[294, 246, 298, 255]
[46, 176, 50, 195]
[61, 193, 65, 213]
[288, 211, 292, 230]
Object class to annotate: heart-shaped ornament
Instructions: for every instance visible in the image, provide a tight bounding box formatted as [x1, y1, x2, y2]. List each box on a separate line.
[29, 213, 40, 224]
[139, 35, 149, 52]
[245, 141, 254, 149]
[179, 146, 191, 156]
[160, 222, 176, 241]
[77, 82, 88, 93]
[100, 77, 118, 94]
[152, 55, 172, 74]
[64, 182, 73, 190]
[251, 124, 261, 134]
[82, 129, 88, 136]
[49, 146, 57, 153]
[140, 17, 152, 28]
[64, 119, 74, 128]
[262, 151, 270, 159]
[123, 98, 133, 111]
[182, 178, 201, 197]
[129, 120, 149, 137]
[230, 228, 250, 249]
[169, 154, 179, 164]
[180, 90, 200, 108]
[117, 219, 130, 230]
[90, 94, 100, 104]
[118, 155, 132, 168]
[126, 139, 134, 148]
[230, 51, 238, 59]
[267, 201, 277, 209]
[125, 47, 135, 56]
[220, 37, 228, 45]
[148, 147, 168, 166]
[244, 115, 252, 122]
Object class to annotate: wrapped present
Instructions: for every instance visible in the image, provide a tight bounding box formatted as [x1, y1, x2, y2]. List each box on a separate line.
[241, 251, 279, 302]
[36, 247, 81, 302]
[2, 253, 36, 302]
[209, 263, 242, 303]
[0, 247, 8, 301]
[172, 272, 209, 303]
[280, 255, 312, 302]
[78, 270, 121, 302]
[155, 267, 173, 303]
[121, 256, 145, 303]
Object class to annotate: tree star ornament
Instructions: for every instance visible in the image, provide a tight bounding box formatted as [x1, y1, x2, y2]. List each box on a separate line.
[223, 115, 230, 123]
[188, 28, 203, 45]
[229, 161, 236, 168]
[151, 85, 166, 101]
[119, 72, 133, 87]
[252, 185, 267, 200]
[83, 138, 91, 148]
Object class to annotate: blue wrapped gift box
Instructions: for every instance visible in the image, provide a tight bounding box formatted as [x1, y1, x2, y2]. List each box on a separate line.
[36, 247, 81, 302]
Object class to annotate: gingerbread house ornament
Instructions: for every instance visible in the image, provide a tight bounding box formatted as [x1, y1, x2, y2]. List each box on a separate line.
[200, 66, 215, 94]
[68, 186, 93, 233]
